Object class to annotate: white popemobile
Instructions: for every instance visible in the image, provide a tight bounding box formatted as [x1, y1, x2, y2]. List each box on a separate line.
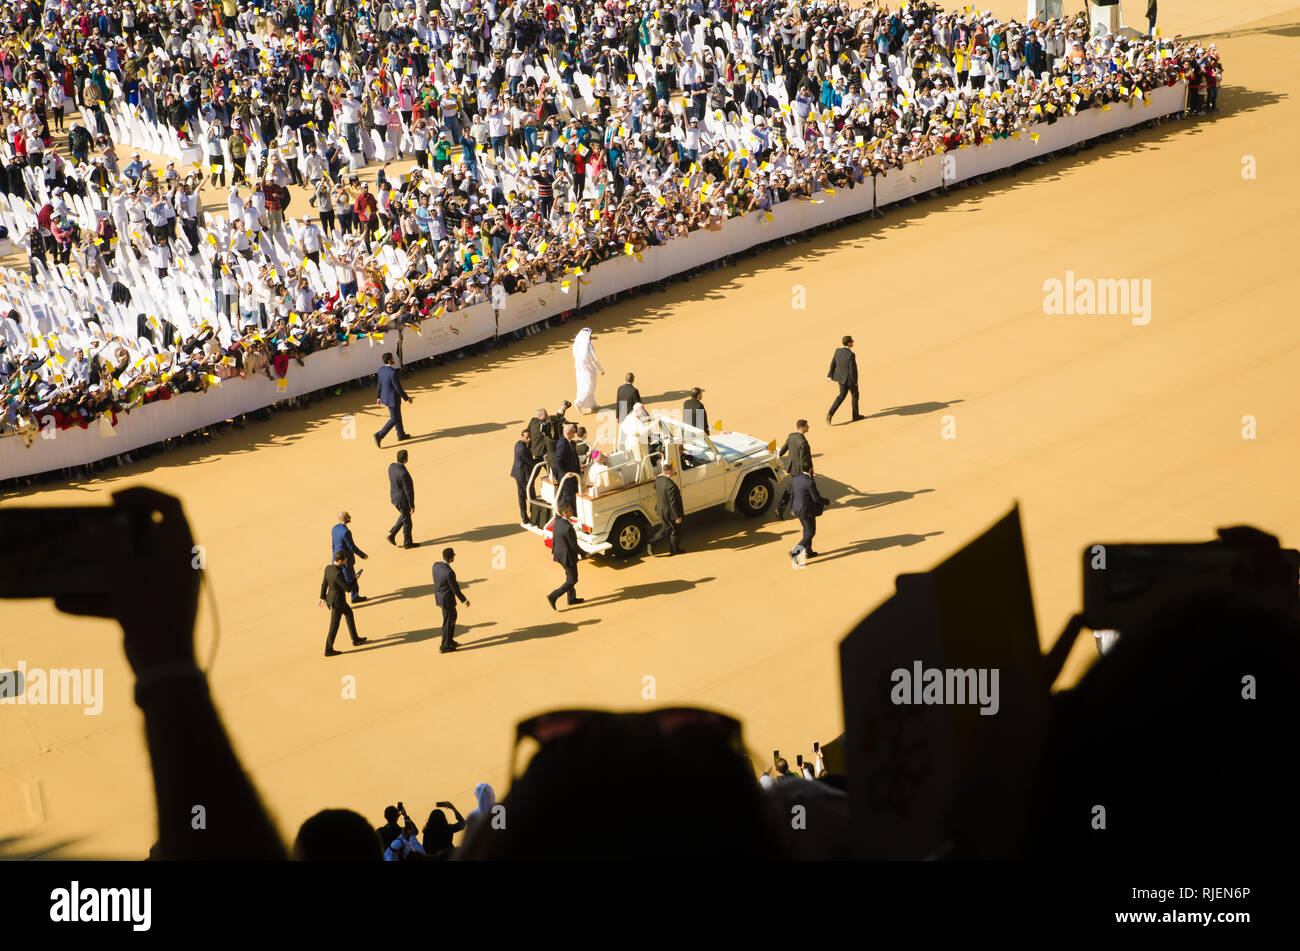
[522, 413, 783, 558]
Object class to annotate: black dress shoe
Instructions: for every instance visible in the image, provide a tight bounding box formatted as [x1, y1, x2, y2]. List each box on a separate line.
[547, 594, 558, 611]
[397, 433, 412, 441]
[851, 415, 866, 422]
[352, 637, 368, 645]
[386, 534, 396, 546]
[672, 547, 685, 554]
[826, 413, 833, 425]
[403, 541, 420, 549]
[373, 432, 382, 447]
[439, 643, 458, 653]
[325, 648, 342, 657]
[568, 597, 585, 605]
[804, 550, 820, 559]
[351, 595, 368, 603]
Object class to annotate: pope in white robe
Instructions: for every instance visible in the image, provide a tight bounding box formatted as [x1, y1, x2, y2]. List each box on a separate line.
[572, 327, 604, 413]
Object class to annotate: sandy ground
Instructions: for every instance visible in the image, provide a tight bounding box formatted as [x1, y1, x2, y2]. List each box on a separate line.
[2, 0, 1298, 857]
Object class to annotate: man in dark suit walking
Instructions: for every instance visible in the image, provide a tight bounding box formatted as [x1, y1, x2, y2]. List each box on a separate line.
[553, 422, 582, 513]
[775, 419, 812, 520]
[387, 448, 418, 548]
[510, 427, 534, 525]
[319, 551, 368, 656]
[616, 372, 642, 425]
[432, 547, 469, 653]
[683, 387, 708, 431]
[647, 461, 685, 555]
[826, 335, 864, 424]
[547, 504, 584, 609]
[330, 511, 369, 603]
[790, 461, 827, 564]
[374, 352, 415, 446]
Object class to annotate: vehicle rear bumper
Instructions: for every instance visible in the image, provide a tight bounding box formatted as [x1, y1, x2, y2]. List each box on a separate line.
[519, 523, 613, 555]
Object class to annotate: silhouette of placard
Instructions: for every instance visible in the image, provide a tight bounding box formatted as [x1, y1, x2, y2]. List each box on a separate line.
[839, 506, 1046, 859]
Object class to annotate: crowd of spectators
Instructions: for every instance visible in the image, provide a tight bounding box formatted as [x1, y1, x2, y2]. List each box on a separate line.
[1, 0, 1222, 450]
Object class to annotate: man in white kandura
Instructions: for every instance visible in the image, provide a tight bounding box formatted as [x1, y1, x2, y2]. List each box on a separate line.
[572, 327, 605, 414]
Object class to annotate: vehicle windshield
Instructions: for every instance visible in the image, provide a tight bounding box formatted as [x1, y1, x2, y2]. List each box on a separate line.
[681, 434, 718, 467]
[712, 442, 752, 462]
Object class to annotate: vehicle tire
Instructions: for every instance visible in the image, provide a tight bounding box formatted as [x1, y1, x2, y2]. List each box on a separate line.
[736, 472, 775, 518]
[608, 513, 649, 558]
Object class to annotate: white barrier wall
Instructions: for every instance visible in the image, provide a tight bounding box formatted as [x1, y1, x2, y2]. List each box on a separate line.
[1, 305, 496, 476]
[496, 280, 570, 336]
[943, 84, 1186, 185]
[1, 83, 1185, 479]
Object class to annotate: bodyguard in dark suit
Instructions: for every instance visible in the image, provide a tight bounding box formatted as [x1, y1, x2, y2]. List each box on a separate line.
[544, 401, 571, 474]
[616, 372, 642, 425]
[319, 552, 367, 656]
[553, 423, 582, 512]
[374, 351, 414, 446]
[826, 335, 864, 424]
[527, 407, 553, 464]
[683, 387, 708, 431]
[790, 461, 827, 561]
[547, 504, 584, 609]
[432, 548, 469, 653]
[330, 511, 369, 602]
[387, 449, 418, 548]
[510, 427, 534, 523]
[775, 419, 812, 519]
[647, 461, 685, 555]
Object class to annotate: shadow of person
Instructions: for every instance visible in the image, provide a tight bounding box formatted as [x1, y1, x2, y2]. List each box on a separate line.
[813, 476, 934, 510]
[864, 400, 963, 419]
[356, 578, 486, 608]
[456, 618, 599, 650]
[811, 531, 944, 564]
[422, 523, 519, 545]
[699, 527, 793, 553]
[839, 488, 935, 510]
[427, 419, 525, 439]
[630, 389, 693, 407]
[388, 419, 524, 446]
[579, 577, 717, 605]
[348, 621, 499, 652]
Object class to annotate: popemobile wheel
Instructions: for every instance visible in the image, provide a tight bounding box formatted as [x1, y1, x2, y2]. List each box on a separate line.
[609, 513, 648, 558]
[737, 473, 775, 518]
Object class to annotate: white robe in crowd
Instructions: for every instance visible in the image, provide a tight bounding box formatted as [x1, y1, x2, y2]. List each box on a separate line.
[572, 328, 603, 413]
